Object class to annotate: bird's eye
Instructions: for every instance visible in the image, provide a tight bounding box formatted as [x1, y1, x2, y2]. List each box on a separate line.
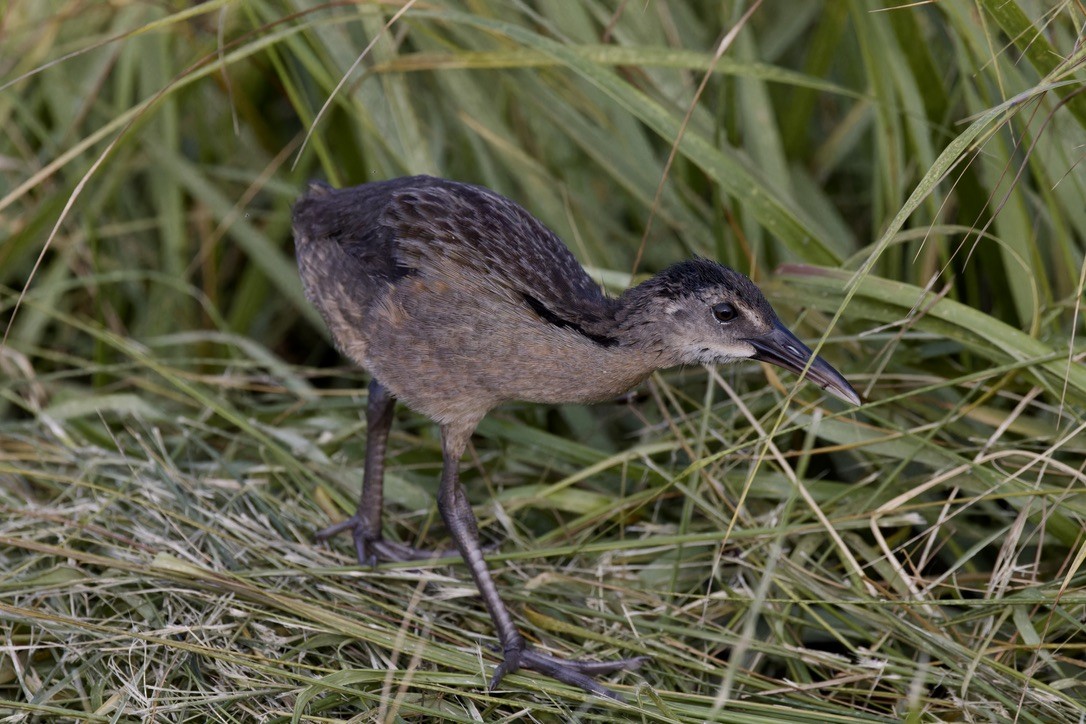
[712, 302, 737, 323]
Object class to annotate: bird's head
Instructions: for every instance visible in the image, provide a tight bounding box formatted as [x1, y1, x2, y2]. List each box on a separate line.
[618, 258, 861, 405]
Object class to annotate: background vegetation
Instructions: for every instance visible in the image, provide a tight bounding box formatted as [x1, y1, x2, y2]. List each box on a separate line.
[2, 1, 1084, 721]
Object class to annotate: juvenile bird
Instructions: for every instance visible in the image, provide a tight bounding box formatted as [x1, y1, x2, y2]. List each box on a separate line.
[293, 175, 860, 700]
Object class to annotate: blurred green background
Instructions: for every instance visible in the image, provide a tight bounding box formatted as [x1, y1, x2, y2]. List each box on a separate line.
[2, 1, 1084, 721]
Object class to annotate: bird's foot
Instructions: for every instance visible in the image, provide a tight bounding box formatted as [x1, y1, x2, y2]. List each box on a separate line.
[315, 515, 453, 567]
[489, 641, 648, 700]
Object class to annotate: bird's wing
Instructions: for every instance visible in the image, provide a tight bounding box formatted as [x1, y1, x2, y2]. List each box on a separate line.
[381, 178, 611, 318]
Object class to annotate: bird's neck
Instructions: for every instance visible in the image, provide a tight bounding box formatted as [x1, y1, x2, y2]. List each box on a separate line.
[599, 281, 686, 368]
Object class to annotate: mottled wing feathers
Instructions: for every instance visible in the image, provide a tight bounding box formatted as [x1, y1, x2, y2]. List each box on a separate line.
[382, 178, 608, 313]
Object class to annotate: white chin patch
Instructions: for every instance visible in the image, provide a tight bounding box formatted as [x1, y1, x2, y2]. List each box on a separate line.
[691, 342, 756, 365]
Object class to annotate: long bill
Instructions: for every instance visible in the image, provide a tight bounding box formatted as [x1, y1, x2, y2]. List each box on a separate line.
[746, 321, 862, 406]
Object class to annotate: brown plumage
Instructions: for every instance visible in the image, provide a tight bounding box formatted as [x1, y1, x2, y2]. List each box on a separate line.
[293, 175, 860, 700]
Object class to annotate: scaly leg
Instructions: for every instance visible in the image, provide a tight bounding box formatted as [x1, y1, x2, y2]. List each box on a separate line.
[316, 379, 444, 565]
[437, 422, 648, 700]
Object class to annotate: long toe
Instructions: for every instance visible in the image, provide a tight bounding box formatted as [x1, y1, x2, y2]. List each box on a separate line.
[314, 516, 357, 542]
[490, 645, 646, 701]
[369, 538, 458, 563]
[315, 515, 452, 566]
[314, 515, 377, 565]
[522, 649, 649, 676]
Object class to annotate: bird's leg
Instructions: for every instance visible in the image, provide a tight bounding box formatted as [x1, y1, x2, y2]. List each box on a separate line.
[316, 379, 447, 565]
[437, 423, 648, 700]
